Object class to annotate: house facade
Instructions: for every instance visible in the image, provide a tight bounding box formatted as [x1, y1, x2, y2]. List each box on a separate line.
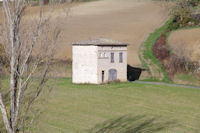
[72, 38, 127, 84]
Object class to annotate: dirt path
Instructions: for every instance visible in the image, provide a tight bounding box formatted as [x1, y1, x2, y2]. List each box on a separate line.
[168, 28, 200, 62]
[54, 0, 171, 66]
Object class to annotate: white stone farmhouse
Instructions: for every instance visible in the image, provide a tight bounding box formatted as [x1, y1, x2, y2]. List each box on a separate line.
[72, 38, 128, 84]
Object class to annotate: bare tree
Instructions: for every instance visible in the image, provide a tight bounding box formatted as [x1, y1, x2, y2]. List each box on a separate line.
[0, 0, 70, 132]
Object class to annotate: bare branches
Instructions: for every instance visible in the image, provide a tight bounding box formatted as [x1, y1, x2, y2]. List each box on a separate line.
[0, 0, 71, 132]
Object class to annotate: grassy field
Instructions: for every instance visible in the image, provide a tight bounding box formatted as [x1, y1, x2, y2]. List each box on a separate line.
[29, 79, 200, 133]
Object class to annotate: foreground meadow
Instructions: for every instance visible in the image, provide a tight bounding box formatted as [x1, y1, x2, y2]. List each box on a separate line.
[27, 79, 200, 133]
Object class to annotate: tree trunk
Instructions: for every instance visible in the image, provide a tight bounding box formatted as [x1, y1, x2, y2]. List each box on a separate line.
[0, 92, 12, 133]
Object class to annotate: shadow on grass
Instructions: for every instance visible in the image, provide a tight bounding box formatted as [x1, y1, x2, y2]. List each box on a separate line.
[87, 114, 177, 133]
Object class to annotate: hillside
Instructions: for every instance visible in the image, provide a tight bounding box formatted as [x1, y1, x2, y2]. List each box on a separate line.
[55, 0, 171, 66]
[0, 0, 171, 67]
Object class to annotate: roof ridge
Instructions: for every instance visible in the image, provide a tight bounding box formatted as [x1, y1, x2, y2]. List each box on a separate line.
[72, 38, 128, 46]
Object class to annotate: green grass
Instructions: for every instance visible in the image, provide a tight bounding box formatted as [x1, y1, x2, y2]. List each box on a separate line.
[176, 73, 197, 82]
[140, 18, 174, 82]
[30, 78, 200, 133]
[174, 73, 200, 86]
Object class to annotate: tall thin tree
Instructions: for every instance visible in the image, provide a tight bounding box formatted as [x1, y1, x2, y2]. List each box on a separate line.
[0, 0, 69, 132]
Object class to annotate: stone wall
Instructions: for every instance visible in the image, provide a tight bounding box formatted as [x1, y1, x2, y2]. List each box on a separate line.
[72, 45, 98, 84]
[97, 46, 127, 83]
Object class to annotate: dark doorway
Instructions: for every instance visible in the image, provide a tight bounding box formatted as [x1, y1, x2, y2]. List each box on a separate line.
[127, 65, 145, 81]
[102, 71, 105, 82]
[108, 69, 117, 81]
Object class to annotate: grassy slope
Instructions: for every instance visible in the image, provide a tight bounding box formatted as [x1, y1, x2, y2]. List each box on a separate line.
[140, 18, 173, 82]
[32, 79, 200, 133]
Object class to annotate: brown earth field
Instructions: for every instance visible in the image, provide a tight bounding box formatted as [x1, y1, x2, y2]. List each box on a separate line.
[0, 0, 171, 66]
[168, 28, 200, 62]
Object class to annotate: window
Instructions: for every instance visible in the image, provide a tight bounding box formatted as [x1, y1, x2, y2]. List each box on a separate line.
[99, 52, 107, 58]
[104, 53, 108, 58]
[119, 52, 123, 63]
[102, 71, 104, 82]
[99, 53, 102, 58]
[101, 53, 104, 58]
[111, 53, 114, 63]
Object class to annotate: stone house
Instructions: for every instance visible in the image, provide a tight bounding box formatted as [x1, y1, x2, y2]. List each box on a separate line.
[72, 38, 128, 84]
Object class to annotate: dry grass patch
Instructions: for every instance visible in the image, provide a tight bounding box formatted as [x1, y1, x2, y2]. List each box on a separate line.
[168, 28, 200, 63]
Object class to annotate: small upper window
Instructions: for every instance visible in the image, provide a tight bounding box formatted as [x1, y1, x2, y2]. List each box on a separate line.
[101, 53, 104, 58]
[99, 52, 107, 58]
[119, 52, 123, 63]
[111, 53, 114, 63]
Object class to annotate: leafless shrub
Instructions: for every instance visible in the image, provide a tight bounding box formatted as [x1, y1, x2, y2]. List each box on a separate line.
[153, 33, 170, 60]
